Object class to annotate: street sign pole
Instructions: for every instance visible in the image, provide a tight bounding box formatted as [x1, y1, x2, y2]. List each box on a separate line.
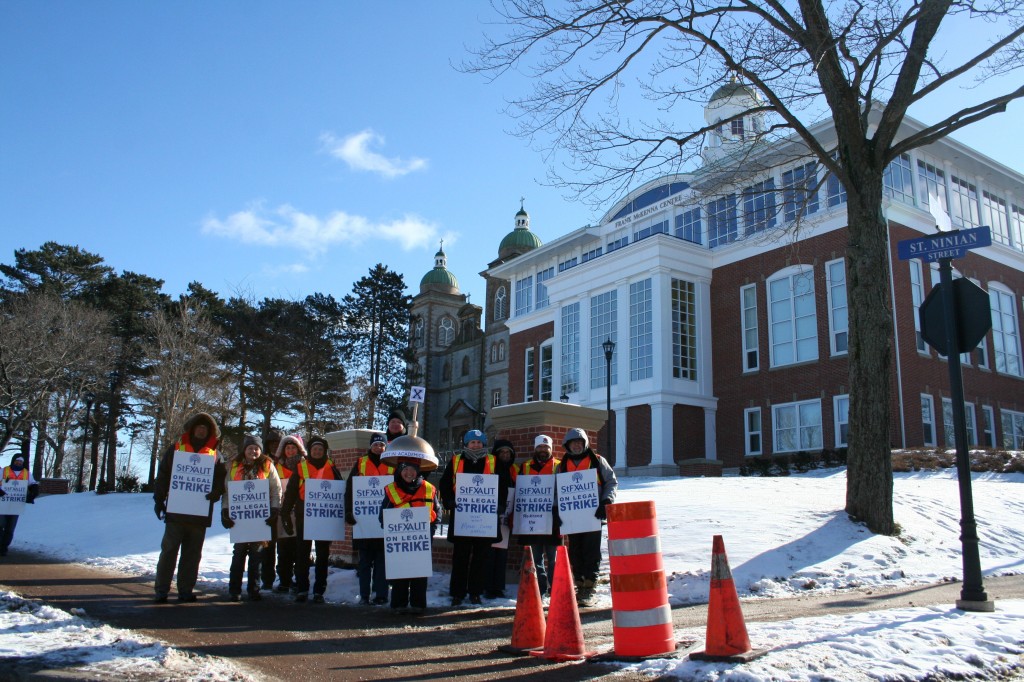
[935, 256, 993, 612]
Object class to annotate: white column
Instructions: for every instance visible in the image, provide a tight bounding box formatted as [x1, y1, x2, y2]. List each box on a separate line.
[614, 406, 628, 472]
[651, 401, 675, 467]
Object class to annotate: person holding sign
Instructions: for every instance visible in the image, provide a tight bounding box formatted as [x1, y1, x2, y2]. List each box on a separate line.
[513, 434, 561, 596]
[259, 428, 284, 592]
[345, 432, 394, 605]
[379, 459, 439, 614]
[281, 435, 341, 604]
[270, 433, 302, 593]
[554, 427, 617, 608]
[152, 413, 226, 603]
[0, 454, 39, 557]
[484, 439, 517, 599]
[221, 435, 281, 602]
[439, 430, 509, 607]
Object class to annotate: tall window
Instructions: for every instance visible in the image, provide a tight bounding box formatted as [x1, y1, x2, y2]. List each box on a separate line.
[990, 285, 1022, 376]
[943, 399, 978, 447]
[489, 343, 498, 363]
[983, 191, 1010, 246]
[536, 267, 554, 310]
[826, 167, 847, 207]
[413, 317, 424, 348]
[560, 303, 580, 394]
[742, 179, 777, 234]
[917, 160, 947, 213]
[630, 279, 653, 381]
[461, 356, 471, 377]
[744, 408, 762, 456]
[675, 207, 702, 244]
[1001, 409, 1024, 449]
[883, 153, 914, 204]
[731, 118, 745, 138]
[910, 260, 927, 353]
[438, 317, 454, 346]
[498, 341, 505, 361]
[782, 162, 819, 222]
[515, 276, 533, 316]
[826, 259, 848, 355]
[590, 290, 618, 388]
[1012, 205, 1024, 250]
[768, 268, 818, 366]
[921, 394, 936, 446]
[525, 347, 536, 402]
[741, 284, 759, 371]
[949, 175, 980, 228]
[707, 194, 738, 248]
[772, 399, 822, 453]
[540, 343, 553, 401]
[834, 395, 850, 447]
[672, 279, 698, 380]
[493, 286, 507, 320]
[492, 389, 502, 408]
[982, 405, 996, 447]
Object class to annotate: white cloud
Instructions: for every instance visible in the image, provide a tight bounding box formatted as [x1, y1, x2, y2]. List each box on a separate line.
[320, 130, 427, 178]
[201, 202, 442, 256]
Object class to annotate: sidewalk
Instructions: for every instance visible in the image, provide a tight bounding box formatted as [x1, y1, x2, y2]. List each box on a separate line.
[3, 549, 1023, 680]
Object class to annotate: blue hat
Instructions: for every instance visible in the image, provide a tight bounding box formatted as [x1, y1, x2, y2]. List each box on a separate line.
[369, 432, 387, 446]
[463, 429, 487, 446]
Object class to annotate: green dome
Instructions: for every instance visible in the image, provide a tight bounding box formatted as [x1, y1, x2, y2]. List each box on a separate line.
[710, 80, 757, 103]
[499, 227, 542, 258]
[420, 266, 458, 290]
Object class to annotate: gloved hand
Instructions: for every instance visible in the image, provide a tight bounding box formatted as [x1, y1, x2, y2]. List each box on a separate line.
[221, 510, 235, 529]
[26, 487, 38, 504]
[594, 501, 607, 520]
[346, 514, 357, 526]
[281, 515, 294, 536]
[266, 508, 280, 527]
[154, 500, 166, 520]
[205, 489, 220, 501]
[0, 488, 6, 498]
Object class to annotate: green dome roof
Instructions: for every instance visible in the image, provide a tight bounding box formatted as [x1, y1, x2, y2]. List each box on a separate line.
[499, 227, 542, 257]
[420, 267, 458, 288]
[710, 80, 757, 103]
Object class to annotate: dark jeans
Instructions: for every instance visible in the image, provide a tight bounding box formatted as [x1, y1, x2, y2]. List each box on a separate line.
[449, 538, 491, 599]
[567, 530, 602, 583]
[273, 537, 298, 588]
[484, 546, 509, 596]
[295, 539, 331, 596]
[260, 540, 276, 588]
[229, 542, 264, 595]
[531, 544, 558, 594]
[0, 514, 19, 554]
[391, 577, 427, 609]
[155, 522, 207, 596]
[357, 539, 388, 601]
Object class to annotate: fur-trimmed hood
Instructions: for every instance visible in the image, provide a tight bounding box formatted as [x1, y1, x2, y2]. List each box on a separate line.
[274, 435, 307, 461]
[180, 412, 220, 449]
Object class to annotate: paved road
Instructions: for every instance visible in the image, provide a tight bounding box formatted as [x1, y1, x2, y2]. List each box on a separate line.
[3, 550, 1023, 681]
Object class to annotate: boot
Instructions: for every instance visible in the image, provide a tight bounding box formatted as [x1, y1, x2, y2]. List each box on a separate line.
[577, 579, 597, 607]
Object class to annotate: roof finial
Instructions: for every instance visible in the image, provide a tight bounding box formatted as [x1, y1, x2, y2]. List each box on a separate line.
[520, 196, 525, 210]
[439, 238, 444, 251]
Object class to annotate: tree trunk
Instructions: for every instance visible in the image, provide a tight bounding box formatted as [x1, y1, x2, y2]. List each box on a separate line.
[33, 418, 47, 480]
[148, 412, 162, 486]
[844, 170, 896, 535]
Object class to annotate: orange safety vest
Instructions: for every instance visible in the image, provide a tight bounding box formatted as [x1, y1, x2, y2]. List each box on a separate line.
[357, 456, 394, 477]
[276, 462, 292, 480]
[449, 453, 496, 491]
[562, 456, 591, 473]
[229, 459, 272, 481]
[174, 435, 216, 456]
[519, 457, 559, 476]
[2, 466, 29, 483]
[384, 480, 437, 522]
[297, 459, 336, 500]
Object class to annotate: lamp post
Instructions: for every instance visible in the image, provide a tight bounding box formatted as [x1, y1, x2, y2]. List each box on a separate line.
[559, 392, 569, 403]
[76, 392, 94, 493]
[602, 338, 615, 464]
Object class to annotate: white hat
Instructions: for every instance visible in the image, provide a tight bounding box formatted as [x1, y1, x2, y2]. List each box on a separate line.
[534, 434, 553, 449]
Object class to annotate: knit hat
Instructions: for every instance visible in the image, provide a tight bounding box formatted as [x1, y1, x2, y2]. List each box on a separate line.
[387, 410, 407, 426]
[242, 435, 263, 452]
[369, 432, 387, 447]
[492, 439, 515, 457]
[534, 435, 553, 450]
[307, 435, 329, 455]
[264, 429, 284, 445]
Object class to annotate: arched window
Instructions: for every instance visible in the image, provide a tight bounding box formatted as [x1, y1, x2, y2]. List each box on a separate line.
[498, 341, 506, 361]
[442, 362, 451, 381]
[413, 317, 424, 348]
[462, 356, 471, 376]
[438, 317, 454, 346]
[490, 343, 498, 363]
[494, 286, 507, 320]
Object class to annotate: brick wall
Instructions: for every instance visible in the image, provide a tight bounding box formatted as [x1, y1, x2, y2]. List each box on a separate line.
[37, 478, 71, 495]
[625, 405, 651, 466]
[507, 321, 555, 403]
[673, 405, 705, 461]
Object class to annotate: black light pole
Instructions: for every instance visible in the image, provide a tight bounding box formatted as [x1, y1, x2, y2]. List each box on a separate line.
[602, 338, 615, 464]
[76, 392, 94, 493]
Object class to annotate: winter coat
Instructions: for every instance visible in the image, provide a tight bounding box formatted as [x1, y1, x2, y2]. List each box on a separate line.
[271, 435, 306, 538]
[553, 447, 618, 527]
[153, 413, 227, 528]
[439, 450, 510, 542]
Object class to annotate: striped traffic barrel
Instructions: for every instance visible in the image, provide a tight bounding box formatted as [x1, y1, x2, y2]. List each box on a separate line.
[606, 501, 675, 657]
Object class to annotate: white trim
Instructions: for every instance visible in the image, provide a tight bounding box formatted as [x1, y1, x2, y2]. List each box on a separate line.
[740, 283, 759, 372]
[833, 394, 849, 448]
[825, 258, 848, 356]
[744, 407, 762, 456]
[771, 398, 822, 453]
[921, 394, 936, 447]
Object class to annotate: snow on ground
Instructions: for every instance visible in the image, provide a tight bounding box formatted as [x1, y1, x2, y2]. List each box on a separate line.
[3, 468, 1024, 680]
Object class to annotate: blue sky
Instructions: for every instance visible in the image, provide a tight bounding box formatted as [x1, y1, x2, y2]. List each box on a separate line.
[2, 2, 1021, 310]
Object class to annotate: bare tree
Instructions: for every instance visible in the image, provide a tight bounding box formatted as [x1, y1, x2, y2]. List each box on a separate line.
[0, 293, 117, 458]
[469, 0, 1024, 534]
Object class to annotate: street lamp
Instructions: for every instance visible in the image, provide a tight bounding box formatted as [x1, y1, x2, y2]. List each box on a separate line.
[559, 392, 569, 403]
[602, 338, 615, 464]
[76, 392, 94, 493]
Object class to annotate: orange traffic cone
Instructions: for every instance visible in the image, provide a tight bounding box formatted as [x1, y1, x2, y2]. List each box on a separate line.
[499, 546, 546, 654]
[689, 535, 766, 662]
[530, 545, 596, 661]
